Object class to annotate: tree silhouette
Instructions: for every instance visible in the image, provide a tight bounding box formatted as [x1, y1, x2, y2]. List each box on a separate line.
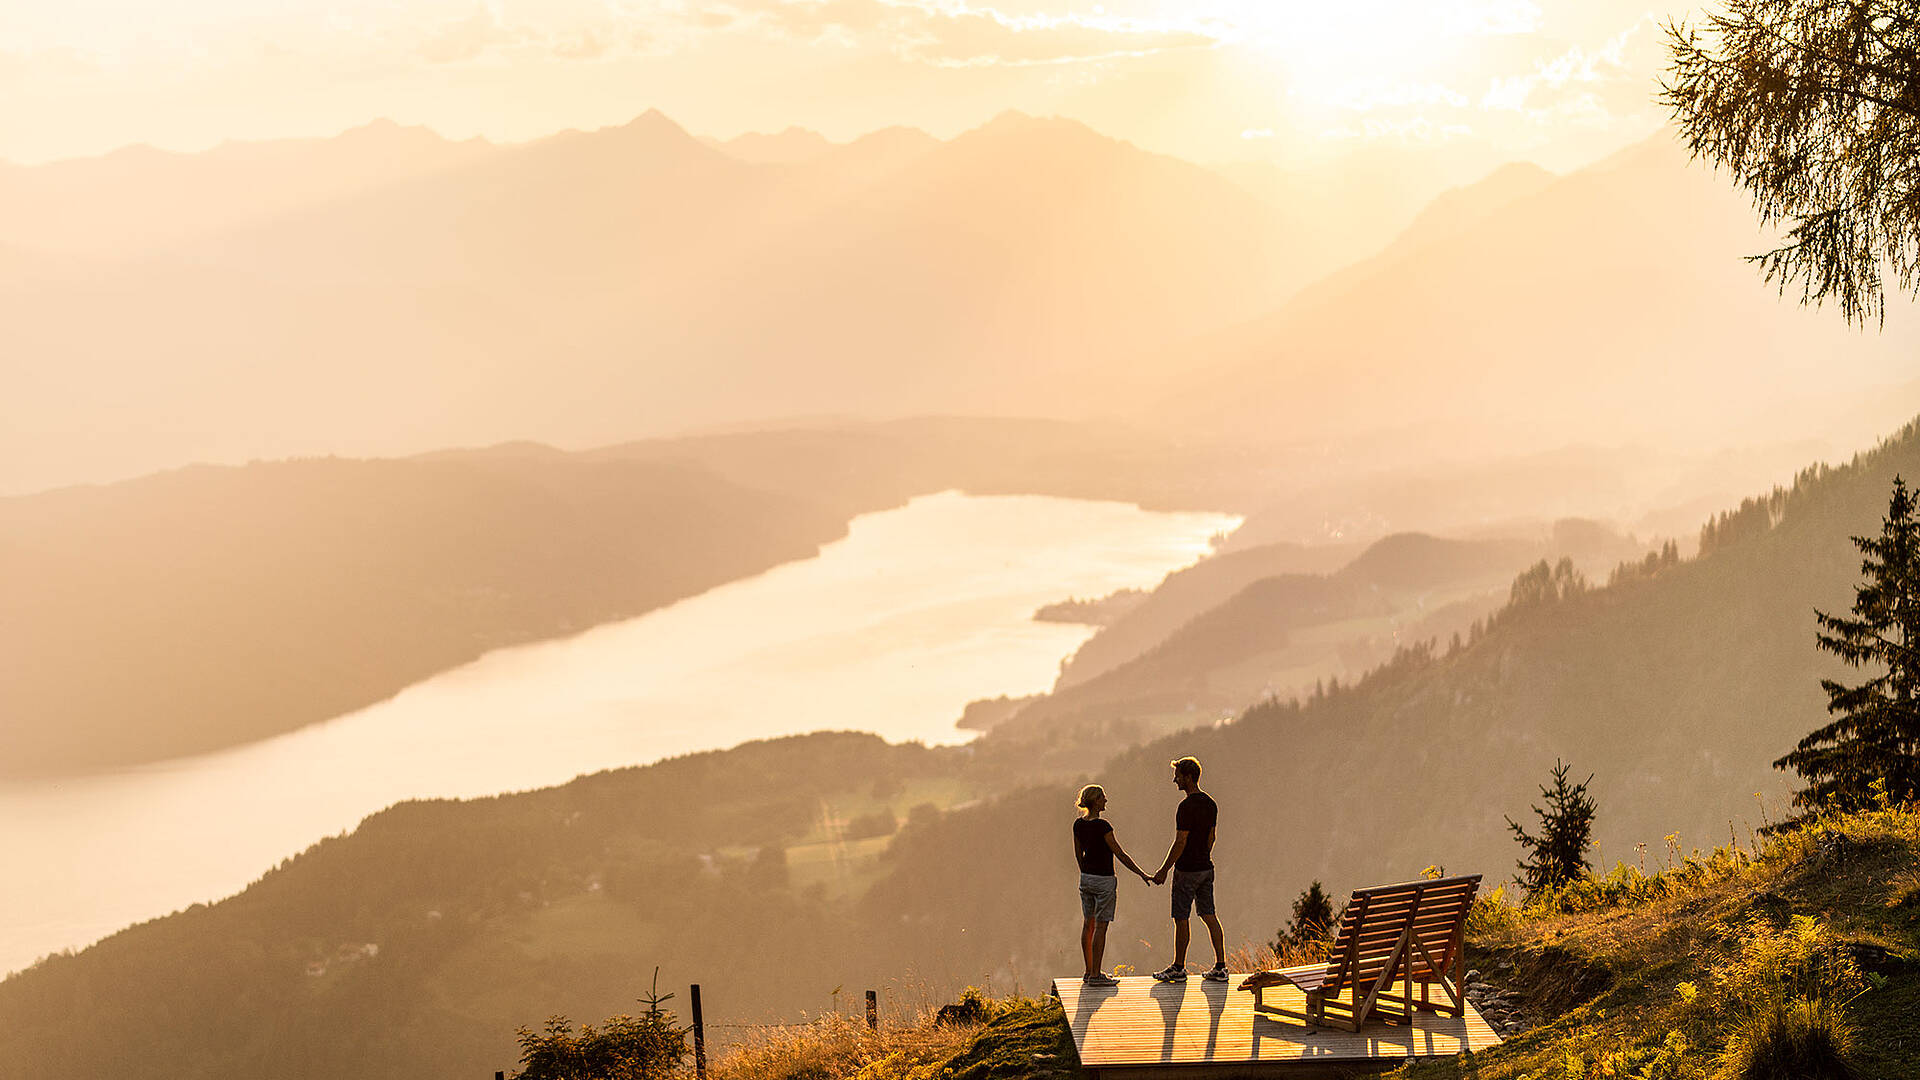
[1663, 1, 1920, 325]
[1506, 760, 1596, 897]
[1272, 881, 1335, 954]
[1777, 476, 1920, 816]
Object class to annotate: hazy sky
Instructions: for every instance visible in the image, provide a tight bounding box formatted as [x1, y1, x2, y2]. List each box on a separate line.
[5, 0, 1681, 170]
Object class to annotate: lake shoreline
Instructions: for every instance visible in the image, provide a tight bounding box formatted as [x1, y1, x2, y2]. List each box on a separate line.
[0, 492, 1237, 976]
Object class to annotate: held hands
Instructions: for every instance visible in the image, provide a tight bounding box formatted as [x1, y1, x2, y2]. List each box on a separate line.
[1152, 870, 1168, 886]
[1136, 869, 1154, 884]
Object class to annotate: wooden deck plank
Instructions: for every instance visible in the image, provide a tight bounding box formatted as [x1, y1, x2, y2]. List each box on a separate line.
[1052, 971, 1499, 1073]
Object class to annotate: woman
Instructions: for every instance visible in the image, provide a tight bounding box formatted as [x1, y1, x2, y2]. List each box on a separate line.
[1074, 783, 1152, 985]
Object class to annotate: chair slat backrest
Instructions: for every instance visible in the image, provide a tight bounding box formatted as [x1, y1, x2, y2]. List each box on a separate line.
[1320, 875, 1480, 993]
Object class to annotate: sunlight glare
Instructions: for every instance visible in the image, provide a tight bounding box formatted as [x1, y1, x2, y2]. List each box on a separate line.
[1201, 0, 1541, 101]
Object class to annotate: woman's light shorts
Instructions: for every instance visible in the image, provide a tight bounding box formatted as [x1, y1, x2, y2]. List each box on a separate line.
[1079, 872, 1118, 922]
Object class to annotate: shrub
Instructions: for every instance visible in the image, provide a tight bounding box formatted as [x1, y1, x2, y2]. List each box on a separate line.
[1465, 886, 1525, 939]
[512, 1012, 688, 1080]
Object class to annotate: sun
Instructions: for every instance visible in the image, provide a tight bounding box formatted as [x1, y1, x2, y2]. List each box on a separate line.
[1194, 0, 1531, 101]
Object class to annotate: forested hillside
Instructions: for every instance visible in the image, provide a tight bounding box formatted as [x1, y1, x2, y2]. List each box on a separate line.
[0, 734, 965, 1079]
[1005, 526, 1639, 742]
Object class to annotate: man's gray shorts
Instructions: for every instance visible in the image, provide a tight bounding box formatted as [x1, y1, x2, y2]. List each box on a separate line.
[1080, 873, 1118, 922]
[1170, 867, 1215, 920]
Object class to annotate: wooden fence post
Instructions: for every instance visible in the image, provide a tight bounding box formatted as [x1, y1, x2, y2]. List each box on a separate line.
[866, 989, 878, 1031]
[691, 983, 707, 1079]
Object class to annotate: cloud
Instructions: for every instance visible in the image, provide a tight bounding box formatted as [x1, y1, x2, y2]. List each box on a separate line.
[550, 29, 608, 60]
[745, 0, 1219, 66]
[1446, 0, 1543, 36]
[902, 7, 1218, 66]
[418, 6, 532, 64]
[1476, 18, 1657, 122]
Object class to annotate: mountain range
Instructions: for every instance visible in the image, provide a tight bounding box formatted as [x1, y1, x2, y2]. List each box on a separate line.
[1138, 135, 1920, 457]
[11, 109, 1918, 500]
[0, 111, 1307, 495]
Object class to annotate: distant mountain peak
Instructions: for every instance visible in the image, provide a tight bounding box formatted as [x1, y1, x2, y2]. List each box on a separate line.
[620, 108, 695, 142]
[962, 110, 1112, 147]
[337, 118, 451, 146]
[711, 125, 837, 164]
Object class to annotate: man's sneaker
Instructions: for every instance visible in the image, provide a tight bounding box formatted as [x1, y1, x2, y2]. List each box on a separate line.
[1151, 964, 1188, 982]
[1202, 963, 1230, 982]
[1082, 971, 1120, 987]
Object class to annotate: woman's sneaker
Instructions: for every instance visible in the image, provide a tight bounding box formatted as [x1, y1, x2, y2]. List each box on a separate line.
[1082, 971, 1120, 986]
[1151, 964, 1188, 982]
[1202, 962, 1230, 982]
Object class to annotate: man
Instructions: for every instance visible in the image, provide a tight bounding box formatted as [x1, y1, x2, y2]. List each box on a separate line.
[1150, 755, 1227, 982]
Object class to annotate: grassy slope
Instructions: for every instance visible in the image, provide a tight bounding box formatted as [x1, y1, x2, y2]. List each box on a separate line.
[1391, 805, 1920, 1079]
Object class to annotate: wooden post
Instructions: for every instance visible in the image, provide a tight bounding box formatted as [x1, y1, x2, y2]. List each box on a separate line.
[690, 984, 707, 1079]
[865, 989, 878, 1031]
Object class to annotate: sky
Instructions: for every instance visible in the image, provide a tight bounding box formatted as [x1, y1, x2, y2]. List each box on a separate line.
[2, 0, 1684, 172]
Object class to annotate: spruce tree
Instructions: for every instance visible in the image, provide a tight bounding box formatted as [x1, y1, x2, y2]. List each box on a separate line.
[1505, 760, 1596, 897]
[1272, 881, 1334, 953]
[1776, 476, 1920, 814]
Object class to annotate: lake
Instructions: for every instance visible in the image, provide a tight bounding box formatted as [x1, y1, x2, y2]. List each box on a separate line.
[0, 491, 1236, 976]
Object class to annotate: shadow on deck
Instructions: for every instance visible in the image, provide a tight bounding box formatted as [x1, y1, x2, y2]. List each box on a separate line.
[1051, 970, 1500, 1080]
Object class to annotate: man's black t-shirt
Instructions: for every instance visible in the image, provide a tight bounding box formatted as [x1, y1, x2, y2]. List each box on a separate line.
[1074, 817, 1115, 875]
[1174, 791, 1217, 871]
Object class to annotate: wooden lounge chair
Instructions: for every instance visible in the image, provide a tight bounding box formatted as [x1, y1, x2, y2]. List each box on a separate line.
[1237, 874, 1480, 1032]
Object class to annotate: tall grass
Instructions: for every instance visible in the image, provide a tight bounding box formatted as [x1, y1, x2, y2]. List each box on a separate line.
[708, 994, 987, 1080]
[1685, 915, 1867, 1080]
[1718, 996, 1858, 1080]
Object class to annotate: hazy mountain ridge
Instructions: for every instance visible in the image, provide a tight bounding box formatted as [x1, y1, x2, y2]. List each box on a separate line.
[1139, 131, 1920, 459]
[0, 119, 497, 260]
[1003, 526, 1641, 742]
[1050, 539, 1366, 687]
[0, 110, 1306, 496]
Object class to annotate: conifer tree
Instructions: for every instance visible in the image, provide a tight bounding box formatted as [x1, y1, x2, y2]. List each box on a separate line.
[1272, 881, 1334, 953]
[1505, 760, 1596, 897]
[1776, 476, 1920, 814]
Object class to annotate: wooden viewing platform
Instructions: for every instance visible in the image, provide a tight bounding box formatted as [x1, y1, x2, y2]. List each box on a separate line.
[1052, 969, 1501, 1080]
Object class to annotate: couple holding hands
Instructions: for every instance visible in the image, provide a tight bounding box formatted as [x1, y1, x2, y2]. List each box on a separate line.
[1072, 755, 1228, 987]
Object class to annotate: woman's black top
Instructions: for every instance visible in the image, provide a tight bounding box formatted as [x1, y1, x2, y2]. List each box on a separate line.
[1073, 817, 1115, 875]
